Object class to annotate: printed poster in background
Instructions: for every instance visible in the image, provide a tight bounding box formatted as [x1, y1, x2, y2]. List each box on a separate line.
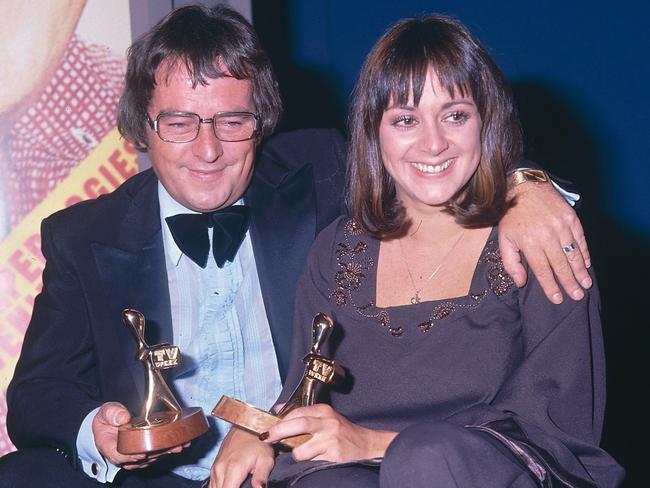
[0, 0, 135, 455]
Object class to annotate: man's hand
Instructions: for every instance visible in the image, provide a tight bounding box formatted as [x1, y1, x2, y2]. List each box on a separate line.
[210, 427, 274, 488]
[92, 402, 187, 470]
[263, 404, 396, 463]
[499, 181, 592, 304]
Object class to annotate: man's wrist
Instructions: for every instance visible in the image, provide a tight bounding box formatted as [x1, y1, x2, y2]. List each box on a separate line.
[76, 407, 121, 483]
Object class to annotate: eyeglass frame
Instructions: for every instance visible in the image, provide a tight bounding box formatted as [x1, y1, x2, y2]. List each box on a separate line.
[146, 111, 260, 143]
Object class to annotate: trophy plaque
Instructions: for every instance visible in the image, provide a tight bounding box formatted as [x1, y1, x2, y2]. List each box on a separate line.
[212, 312, 343, 448]
[117, 309, 209, 454]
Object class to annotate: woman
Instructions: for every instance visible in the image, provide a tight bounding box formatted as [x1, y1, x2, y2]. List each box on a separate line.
[211, 15, 623, 488]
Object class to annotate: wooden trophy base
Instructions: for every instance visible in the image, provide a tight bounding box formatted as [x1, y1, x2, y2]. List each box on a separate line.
[117, 407, 209, 454]
[212, 396, 310, 449]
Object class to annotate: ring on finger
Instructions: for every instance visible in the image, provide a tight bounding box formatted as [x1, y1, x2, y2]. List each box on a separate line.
[562, 242, 578, 254]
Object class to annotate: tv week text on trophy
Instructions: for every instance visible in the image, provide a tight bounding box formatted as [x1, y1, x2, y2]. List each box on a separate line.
[117, 309, 209, 454]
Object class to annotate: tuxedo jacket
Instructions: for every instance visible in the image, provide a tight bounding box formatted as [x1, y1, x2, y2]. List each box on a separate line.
[6, 129, 346, 465]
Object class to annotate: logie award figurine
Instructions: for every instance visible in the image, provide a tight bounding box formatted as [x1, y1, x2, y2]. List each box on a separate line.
[212, 312, 343, 448]
[117, 309, 209, 454]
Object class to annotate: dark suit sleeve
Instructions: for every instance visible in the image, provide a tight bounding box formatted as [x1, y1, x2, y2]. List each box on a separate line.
[7, 217, 102, 466]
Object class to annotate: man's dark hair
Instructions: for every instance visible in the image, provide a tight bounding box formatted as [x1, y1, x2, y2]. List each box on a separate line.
[347, 15, 523, 238]
[118, 4, 282, 150]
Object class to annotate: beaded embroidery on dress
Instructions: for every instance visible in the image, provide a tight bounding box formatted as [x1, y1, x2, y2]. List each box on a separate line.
[329, 218, 514, 337]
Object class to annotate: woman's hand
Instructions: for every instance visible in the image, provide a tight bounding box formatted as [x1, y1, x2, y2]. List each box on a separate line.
[264, 404, 396, 463]
[209, 427, 275, 488]
[499, 180, 592, 304]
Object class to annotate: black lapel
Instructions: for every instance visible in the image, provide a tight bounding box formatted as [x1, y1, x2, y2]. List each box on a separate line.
[246, 157, 316, 382]
[91, 171, 173, 399]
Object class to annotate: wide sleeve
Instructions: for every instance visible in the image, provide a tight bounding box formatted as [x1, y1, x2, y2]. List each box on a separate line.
[6, 217, 102, 467]
[443, 272, 624, 486]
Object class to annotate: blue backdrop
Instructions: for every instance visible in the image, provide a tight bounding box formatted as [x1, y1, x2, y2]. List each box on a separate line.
[253, 1, 648, 484]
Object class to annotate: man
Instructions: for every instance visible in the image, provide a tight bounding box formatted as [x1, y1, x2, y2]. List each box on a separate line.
[1, 4, 591, 487]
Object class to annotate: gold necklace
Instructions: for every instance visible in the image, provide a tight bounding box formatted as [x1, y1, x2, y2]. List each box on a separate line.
[398, 229, 466, 305]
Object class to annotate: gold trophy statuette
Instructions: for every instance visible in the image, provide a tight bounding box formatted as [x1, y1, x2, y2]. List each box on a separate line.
[117, 309, 209, 454]
[212, 312, 343, 448]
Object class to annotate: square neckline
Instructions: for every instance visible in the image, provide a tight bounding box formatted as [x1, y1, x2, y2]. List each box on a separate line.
[369, 226, 499, 312]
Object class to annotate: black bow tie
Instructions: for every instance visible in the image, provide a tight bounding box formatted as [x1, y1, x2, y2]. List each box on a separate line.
[165, 206, 250, 268]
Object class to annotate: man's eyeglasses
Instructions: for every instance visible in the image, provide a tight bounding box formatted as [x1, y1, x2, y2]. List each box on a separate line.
[147, 111, 259, 143]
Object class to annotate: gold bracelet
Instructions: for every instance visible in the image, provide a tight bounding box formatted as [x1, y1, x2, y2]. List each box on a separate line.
[508, 169, 549, 188]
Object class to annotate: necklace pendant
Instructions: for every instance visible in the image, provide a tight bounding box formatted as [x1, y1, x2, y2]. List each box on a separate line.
[410, 292, 421, 305]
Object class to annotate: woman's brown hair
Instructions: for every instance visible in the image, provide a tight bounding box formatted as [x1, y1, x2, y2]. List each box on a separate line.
[346, 15, 523, 238]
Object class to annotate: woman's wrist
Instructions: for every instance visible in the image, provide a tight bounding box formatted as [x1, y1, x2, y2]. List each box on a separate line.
[366, 428, 398, 458]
